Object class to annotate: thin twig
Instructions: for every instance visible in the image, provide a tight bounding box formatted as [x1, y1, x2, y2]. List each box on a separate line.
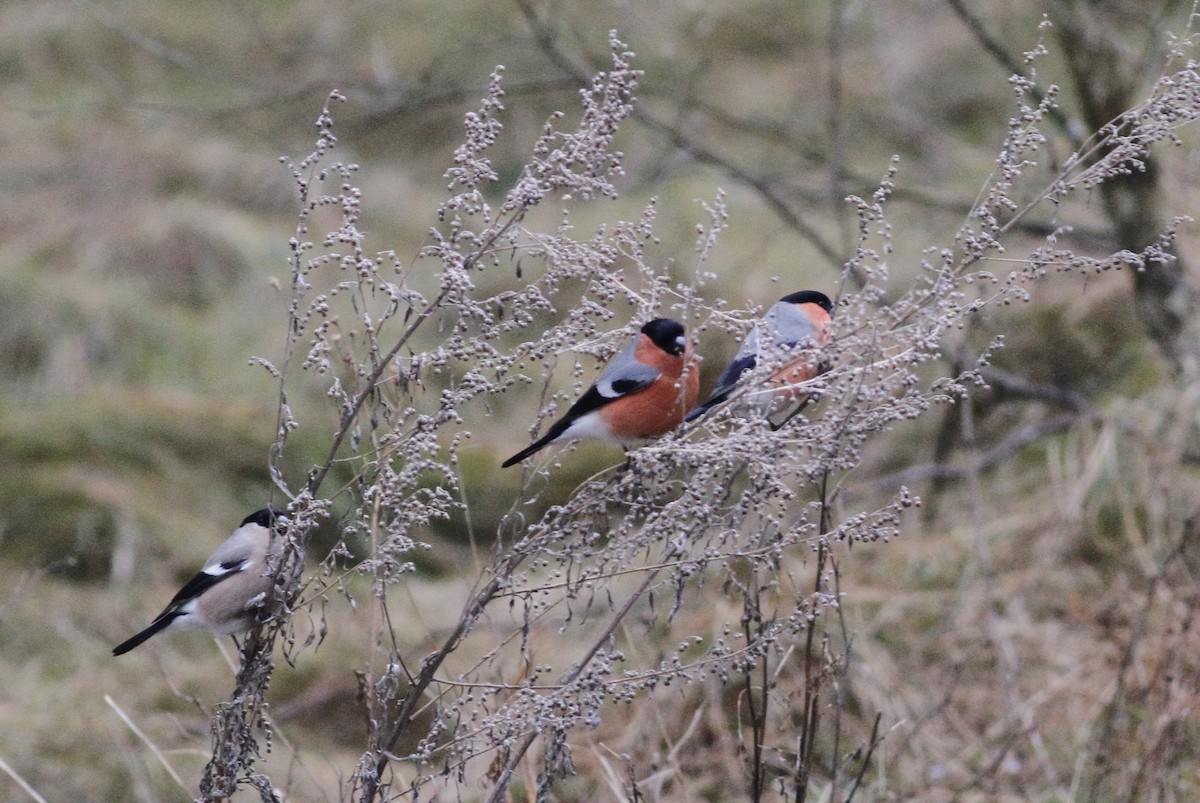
[859, 412, 1082, 492]
[512, 0, 851, 280]
[483, 562, 667, 803]
[844, 712, 883, 803]
[106, 694, 190, 794]
[943, 0, 1076, 144]
[0, 756, 49, 803]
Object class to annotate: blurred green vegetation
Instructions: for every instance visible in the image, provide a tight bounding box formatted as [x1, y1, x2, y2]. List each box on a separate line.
[2, 0, 1198, 800]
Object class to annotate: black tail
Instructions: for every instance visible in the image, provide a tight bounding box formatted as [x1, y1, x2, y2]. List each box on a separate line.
[112, 615, 174, 656]
[685, 385, 736, 421]
[684, 396, 723, 422]
[686, 353, 755, 422]
[501, 432, 557, 468]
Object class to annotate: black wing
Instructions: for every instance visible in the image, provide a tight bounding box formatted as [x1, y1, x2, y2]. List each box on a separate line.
[112, 559, 246, 656]
[685, 353, 757, 421]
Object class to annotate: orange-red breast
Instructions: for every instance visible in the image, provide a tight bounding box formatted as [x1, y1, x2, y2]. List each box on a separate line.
[686, 290, 832, 422]
[503, 318, 700, 467]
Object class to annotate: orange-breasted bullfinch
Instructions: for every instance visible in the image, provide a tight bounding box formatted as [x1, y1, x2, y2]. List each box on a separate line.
[113, 507, 289, 655]
[502, 318, 700, 467]
[686, 290, 833, 422]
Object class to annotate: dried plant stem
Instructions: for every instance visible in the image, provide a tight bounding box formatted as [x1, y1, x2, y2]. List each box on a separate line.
[742, 587, 769, 802]
[513, 0, 848, 277]
[306, 205, 532, 499]
[844, 712, 884, 803]
[483, 562, 665, 803]
[795, 540, 829, 803]
[358, 569, 514, 801]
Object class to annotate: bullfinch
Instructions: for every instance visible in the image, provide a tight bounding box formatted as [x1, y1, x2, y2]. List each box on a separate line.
[112, 507, 290, 655]
[686, 290, 833, 423]
[502, 318, 700, 467]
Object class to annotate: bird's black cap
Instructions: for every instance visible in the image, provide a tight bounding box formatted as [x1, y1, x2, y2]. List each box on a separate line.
[779, 290, 833, 313]
[240, 507, 289, 529]
[641, 318, 687, 356]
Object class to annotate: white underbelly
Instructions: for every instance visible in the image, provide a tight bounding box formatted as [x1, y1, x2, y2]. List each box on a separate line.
[557, 410, 624, 444]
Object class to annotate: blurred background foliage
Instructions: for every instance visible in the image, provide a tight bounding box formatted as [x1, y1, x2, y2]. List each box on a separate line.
[2, 0, 1199, 799]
